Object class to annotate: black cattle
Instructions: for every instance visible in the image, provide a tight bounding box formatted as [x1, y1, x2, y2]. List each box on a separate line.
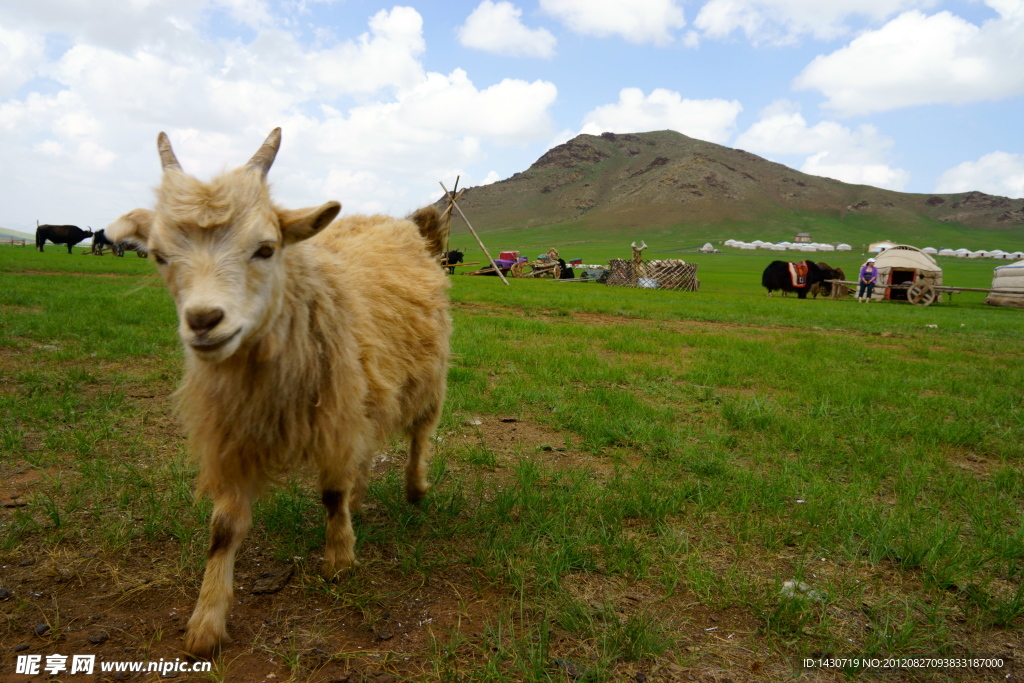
[117, 238, 149, 258]
[443, 249, 464, 274]
[557, 258, 575, 279]
[91, 229, 125, 256]
[36, 224, 93, 254]
[762, 260, 828, 299]
[810, 262, 847, 298]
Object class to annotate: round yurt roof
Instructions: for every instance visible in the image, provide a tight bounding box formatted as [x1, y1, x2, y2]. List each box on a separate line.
[938, 248, 956, 256]
[921, 247, 937, 254]
[872, 245, 942, 274]
[995, 259, 1024, 271]
[837, 243, 851, 250]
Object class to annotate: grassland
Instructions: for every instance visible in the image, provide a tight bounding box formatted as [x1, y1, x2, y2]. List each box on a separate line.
[1, 243, 1022, 682]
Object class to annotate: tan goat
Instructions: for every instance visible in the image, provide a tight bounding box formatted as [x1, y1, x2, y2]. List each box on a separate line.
[107, 128, 451, 658]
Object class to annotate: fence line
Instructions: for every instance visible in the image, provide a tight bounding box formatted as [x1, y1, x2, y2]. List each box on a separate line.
[606, 259, 700, 292]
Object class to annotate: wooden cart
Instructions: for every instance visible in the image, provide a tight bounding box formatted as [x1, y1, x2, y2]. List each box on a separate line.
[828, 280, 1024, 306]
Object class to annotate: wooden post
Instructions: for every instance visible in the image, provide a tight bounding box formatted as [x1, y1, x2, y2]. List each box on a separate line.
[440, 181, 509, 286]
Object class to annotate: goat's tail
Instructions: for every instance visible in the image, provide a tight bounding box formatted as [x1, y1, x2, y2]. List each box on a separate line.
[408, 206, 446, 258]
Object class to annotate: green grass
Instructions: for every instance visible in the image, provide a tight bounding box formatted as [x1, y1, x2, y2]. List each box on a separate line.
[1, 244, 1022, 681]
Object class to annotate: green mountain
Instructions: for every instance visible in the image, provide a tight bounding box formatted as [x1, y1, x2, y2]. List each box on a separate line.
[0, 227, 35, 241]
[442, 130, 1024, 251]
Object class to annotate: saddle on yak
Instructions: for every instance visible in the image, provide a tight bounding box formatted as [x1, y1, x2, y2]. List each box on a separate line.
[788, 261, 809, 288]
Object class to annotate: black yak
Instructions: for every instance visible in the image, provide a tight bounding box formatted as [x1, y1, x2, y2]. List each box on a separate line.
[810, 262, 847, 298]
[443, 248, 464, 274]
[36, 224, 93, 253]
[762, 260, 828, 299]
[91, 229, 125, 256]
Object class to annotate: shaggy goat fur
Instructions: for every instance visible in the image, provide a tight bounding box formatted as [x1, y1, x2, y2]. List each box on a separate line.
[107, 129, 450, 658]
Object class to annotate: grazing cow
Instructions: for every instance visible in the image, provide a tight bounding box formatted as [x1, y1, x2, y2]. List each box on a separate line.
[36, 224, 93, 253]
[761, 260, 828, 299]
[443, 248, 464, 274]
[106, 128, 450, 659]
[91, 229, 125, 256]
[810, 262, 847, 298]
[118, 238, 149, 258]
[557, 258, 575, 279]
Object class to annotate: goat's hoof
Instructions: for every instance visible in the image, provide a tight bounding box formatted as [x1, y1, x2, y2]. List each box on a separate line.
[406, 482, 431, 505]
[321, 558, 359, 581]
[183, 626, 228, 660]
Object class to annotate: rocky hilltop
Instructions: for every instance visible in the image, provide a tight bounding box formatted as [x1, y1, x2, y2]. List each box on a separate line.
[442, 131, 1024, 234]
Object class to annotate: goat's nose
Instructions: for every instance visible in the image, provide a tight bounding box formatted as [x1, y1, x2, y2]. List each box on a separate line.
[186, 308, 225, 334]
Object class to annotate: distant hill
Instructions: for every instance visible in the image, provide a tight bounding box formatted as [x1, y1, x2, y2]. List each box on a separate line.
[441, 131, 1024, 246]
[0, 227, 35, 241]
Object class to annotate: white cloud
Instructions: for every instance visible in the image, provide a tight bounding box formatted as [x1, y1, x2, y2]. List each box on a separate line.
[0, 5, 560, 227]
[0, 25, 46, 97]
[734, 100, 910, 190]
[694, 0, 937, 45]
[0, 0, 207, 52]
[540, 0, 685, 45]
[480, 170, 501, 185]
[795, 2, 1024, 115]
[936, 152, 1024, 198]
[802, 153, 910, 191]
[581, 87, 742, 144]
[458, 1, 557, 58]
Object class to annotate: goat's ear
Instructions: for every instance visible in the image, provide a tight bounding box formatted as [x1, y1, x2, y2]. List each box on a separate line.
[106, 208, 155, 244]
[278, 201, 341, 245]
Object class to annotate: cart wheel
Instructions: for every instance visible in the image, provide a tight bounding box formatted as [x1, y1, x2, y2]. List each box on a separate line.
[907, 282, 937, 306]
[510, 262, 525, 278]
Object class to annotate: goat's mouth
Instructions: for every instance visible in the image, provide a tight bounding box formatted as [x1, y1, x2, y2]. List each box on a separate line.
[188, 328, 242, 353]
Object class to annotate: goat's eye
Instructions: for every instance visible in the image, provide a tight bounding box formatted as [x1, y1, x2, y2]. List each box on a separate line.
[253, 245, 275, 260]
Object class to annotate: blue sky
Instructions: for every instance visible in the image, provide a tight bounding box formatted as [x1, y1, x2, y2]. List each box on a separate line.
[1, 0, 1022, 232]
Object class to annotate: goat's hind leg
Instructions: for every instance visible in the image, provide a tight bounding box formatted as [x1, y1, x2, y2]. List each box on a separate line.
[405, 401, 441, 505]
[184, 489, 253, 659]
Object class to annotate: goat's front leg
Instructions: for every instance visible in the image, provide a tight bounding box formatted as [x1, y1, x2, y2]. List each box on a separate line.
[184, 491, 252, 659]
[320, 475, 358, 579]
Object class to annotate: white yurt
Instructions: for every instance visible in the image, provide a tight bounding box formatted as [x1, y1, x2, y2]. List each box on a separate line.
[870, 245, 943, 303]
[740, 243, 756, 250]
[955, 248, 971, 258]
[985, 260, 1024, 309]
[837, 243, 852, 251]
[1009, 251, 1024, 260]
[700, 242, 715, 253]
[778, 241, 793, 247]
[770, 244, 786, 251]
[968, 250, 987, 258]
[921, 247, 938, 255]
[758, 242, 774, 249]
[938, 248, 957, 257]
[818, 244, 836, 252]
[990, 250, 1007, 258]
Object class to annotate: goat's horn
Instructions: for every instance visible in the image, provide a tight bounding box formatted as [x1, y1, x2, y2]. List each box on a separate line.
[248, 127, 282, 177]
[631, 242, 637, 248]
[641, 241, 647, 249]
[157, 132, 181, 172]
